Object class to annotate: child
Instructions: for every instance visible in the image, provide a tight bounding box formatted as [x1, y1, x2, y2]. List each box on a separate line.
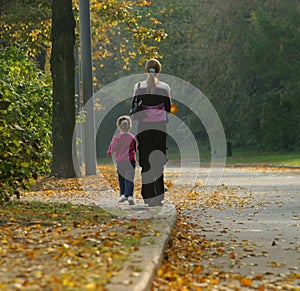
[107, 115, 137, 205]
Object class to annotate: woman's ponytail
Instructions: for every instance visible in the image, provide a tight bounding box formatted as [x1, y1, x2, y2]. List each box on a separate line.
[145, 59, 162, 94]
[146, 72, 157, 94]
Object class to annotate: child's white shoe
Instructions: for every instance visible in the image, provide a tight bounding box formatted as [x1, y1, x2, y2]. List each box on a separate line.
[119, 195, 127, 202]
[128, 196, 134, 205]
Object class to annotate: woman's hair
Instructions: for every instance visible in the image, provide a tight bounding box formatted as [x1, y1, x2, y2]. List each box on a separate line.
[145, 59, 162, 94]
[117, 115, 132, 132]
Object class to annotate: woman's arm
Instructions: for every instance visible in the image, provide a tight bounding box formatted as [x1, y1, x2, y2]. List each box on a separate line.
[164, 85, 171, 112]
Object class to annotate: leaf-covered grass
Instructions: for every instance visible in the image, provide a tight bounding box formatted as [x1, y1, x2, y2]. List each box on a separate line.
[0, 200, 112, 225]
[0, 200, 155, 290]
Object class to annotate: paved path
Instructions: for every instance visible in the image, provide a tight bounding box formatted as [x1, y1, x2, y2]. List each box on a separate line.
[164, 166, 300, 289]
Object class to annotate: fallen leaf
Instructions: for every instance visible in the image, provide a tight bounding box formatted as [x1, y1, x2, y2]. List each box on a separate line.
[240, 277, 252, 287]
[231, 251, 236, 259]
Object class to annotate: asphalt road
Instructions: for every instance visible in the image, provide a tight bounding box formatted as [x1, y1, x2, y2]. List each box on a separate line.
[165, 166, 300, 289]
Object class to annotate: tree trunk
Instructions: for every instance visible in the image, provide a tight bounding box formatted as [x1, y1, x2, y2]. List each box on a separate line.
[50, 0, 76, 177]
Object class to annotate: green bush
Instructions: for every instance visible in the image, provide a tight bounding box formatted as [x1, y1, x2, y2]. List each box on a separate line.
[0, 45, 52, 203]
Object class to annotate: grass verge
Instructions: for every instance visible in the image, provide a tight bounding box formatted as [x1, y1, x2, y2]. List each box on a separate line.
[0, 200, 155, 290]
[164, 147, 300, 167]
[226, 149, 300, 167]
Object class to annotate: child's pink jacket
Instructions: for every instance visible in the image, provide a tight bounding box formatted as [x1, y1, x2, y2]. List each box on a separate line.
[107, 132, 137, 163]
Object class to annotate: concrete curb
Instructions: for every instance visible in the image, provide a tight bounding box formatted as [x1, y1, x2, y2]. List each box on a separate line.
[105, 203, 177, 291]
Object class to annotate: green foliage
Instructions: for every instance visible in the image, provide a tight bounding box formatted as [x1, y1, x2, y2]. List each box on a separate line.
[247, 2, 300, 150]
[0, 45, 52, 203]
[153, 0, 256, 146]
[0, 0, 51, 57]
[153, 0, 299, 151]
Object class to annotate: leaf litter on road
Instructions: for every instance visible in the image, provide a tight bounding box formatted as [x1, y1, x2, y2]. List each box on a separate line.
[152, 167, 300, 291]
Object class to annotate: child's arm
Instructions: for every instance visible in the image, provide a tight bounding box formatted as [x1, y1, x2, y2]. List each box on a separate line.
[107, 137, 116, 156]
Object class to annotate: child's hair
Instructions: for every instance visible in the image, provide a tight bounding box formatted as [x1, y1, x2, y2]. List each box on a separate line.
[145, 59, 162, 94]
[117, 115, 132, 132]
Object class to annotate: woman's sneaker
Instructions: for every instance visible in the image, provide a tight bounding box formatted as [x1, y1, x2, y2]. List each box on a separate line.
[119, 195, 127, 203]
[128, 196, 135, 205]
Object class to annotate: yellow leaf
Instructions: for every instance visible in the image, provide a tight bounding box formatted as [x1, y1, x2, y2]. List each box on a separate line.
[1, 238, 8, 244]
[84, 282, 97, 290]
[194, 265, 204, 274]
[62, 275, 75, 287]
[240, 277, 252, 287]
[157, 268, 164, 277]
[210, 278, 219, 284]
[34, 271, 43, 278]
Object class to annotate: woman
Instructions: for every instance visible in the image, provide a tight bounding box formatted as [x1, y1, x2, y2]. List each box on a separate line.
[132, 59, 171, 206]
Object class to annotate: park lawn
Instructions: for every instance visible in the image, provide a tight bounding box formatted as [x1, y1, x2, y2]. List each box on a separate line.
[226, 149, 300, 167]
[165, 147, 300, 167]
[0, 200, 155, 290]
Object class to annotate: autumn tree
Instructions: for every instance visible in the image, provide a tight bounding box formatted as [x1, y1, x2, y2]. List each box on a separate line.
[50, 0, 76, 177]
[77, 0, 167, 88]
[1, 0, 167, 179]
